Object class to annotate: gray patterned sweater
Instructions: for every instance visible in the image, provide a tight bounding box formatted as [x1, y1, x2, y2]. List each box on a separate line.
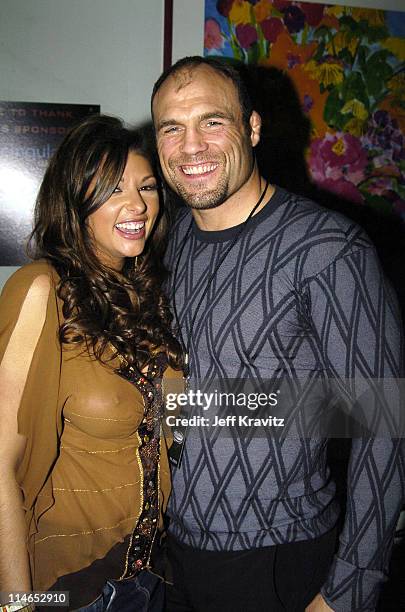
[164, 187, 404, 611]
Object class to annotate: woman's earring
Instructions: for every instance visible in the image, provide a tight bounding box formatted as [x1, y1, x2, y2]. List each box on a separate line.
[134, 256, 138, 270]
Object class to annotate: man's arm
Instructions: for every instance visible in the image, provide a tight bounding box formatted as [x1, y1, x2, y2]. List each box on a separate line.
[306, 244, 404, 611]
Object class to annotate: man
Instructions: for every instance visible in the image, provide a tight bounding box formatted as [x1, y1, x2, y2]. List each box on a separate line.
[151, 56, 404, 611]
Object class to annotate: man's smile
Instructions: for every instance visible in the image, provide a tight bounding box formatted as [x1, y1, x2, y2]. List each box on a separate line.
[180, 163, 219, 176]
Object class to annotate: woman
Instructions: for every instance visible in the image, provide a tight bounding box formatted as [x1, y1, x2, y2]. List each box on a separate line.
[0, 115, 183, 611]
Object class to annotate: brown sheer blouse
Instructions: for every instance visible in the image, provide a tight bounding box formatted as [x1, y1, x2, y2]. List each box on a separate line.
[0, 261, 181, 593]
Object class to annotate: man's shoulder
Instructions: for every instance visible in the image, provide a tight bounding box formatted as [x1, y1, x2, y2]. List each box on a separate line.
[262, 188, 375, 280]
[275, 188, 364, 237]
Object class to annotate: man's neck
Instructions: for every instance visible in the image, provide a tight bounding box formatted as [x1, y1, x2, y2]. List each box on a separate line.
[191, 169, 274, 231]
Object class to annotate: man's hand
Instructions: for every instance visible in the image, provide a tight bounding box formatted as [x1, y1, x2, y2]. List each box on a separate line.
[305, 593, 334, 611]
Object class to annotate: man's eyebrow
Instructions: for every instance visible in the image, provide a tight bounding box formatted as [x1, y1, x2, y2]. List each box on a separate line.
[199, 111, 235, 122]
[157, 110, 235, 131]
[157, 118, 179, 131]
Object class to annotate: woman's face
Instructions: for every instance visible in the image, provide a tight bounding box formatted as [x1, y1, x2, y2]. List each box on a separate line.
[87, 151, 160, 270]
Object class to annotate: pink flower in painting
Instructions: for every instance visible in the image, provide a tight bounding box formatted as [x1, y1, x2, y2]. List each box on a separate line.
[273, 0, 290, 11]
[204, 18, 224, 50]
[364, 110, 405, 163]
[367, 175, 398, 197]
[236, 24, 258, 49]
[300, 2, 325, 27]
[310, 132, 368, 186]
[261, 18, 284, 43]
[320, 178, 364, 203]
[216, 0, 234, 18]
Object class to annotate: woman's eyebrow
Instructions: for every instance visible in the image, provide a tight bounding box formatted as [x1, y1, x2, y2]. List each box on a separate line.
[119, 174, 156, 183]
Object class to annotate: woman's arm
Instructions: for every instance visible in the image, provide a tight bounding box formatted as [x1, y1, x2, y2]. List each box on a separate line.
[0, 274, 51, 592]
[0, 434, 30, 591]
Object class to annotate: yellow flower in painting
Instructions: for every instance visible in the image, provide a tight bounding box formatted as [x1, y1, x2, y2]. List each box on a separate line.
[341, 99, 368, 121]
[341, 98, 369, 135]
[344, 117, 368, 137]
[325, 6, 344, 19]
[254, 0, 272, 23]
[387, 72, 405, 97]
[327, 31, 357, 57]
[382, 37, 405, 61]
[305, 59, 344, 88]
[351, 8, 385, 27]
[331, 137, 346, 156]
[229, 0, 251, 25]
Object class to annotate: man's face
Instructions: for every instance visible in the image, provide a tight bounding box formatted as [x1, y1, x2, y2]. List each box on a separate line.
[153, 65, 260, 210]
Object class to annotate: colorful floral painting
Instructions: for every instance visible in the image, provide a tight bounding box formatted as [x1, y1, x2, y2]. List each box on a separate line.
[204, 0, 405, 217]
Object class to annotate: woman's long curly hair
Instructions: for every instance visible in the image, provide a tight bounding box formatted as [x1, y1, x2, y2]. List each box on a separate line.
[29, 114, 183, 374]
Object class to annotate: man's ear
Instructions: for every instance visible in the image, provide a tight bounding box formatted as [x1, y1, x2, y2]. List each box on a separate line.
[249, 111, 261, 148]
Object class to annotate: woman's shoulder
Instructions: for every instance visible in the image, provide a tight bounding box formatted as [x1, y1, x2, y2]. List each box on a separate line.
[2, 260, 58, 293]
[0, 260, 60, 315]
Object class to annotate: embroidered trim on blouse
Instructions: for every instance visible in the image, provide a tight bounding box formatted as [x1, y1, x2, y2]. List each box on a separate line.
[116, 352, 167, 579]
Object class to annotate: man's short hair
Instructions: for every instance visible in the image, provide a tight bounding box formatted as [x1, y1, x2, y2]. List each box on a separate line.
[151, 56, 253, 132]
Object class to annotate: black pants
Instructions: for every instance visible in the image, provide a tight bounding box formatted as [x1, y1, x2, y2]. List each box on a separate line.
[165, 528, 337, 612]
